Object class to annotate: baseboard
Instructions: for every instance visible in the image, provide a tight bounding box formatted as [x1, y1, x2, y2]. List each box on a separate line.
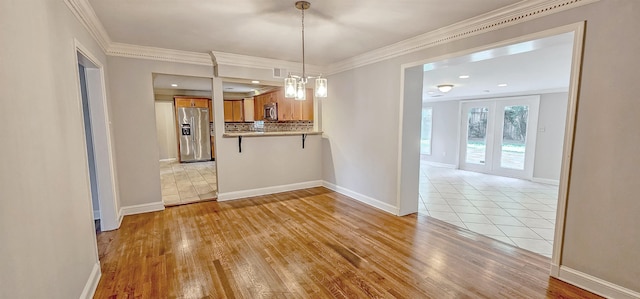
[558, 266, 640, 299]
[79, 262, 101, 299]
[93, 210, 100, 220]
[322, 181, 399, 215]
[159, 158, 177, 162]
[217, 180, 323, 201]
[532, 177, 560, 185]
[119, 201, 165, 217]
[423, 161, 457, 169]
[550, 263, 560, 277]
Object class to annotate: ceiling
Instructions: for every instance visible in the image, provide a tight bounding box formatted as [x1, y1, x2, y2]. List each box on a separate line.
[153, 74, 212, 91]
[422, 32, 574, 101]
[88, 0, 523, 65]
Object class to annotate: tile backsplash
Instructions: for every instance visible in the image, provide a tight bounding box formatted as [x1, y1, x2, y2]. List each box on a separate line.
[225, 121, 313, 133]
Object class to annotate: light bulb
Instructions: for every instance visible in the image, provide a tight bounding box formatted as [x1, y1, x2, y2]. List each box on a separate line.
[295, 81, 306, 100]
[315, 78, 327, 98]
[284, 77, 297, 98]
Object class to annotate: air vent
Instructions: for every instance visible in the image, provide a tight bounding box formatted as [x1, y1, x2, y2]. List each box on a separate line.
[273, 68, 287, 78]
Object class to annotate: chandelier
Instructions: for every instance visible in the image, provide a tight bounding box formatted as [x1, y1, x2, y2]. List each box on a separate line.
[284, 1, 328, 101]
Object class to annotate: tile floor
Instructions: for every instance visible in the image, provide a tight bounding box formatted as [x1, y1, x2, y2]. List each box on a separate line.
[160, 160, 218, 206]
[419, 161, 559, 257]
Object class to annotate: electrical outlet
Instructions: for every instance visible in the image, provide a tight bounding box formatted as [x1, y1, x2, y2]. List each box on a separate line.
[442, 152, 446, 157]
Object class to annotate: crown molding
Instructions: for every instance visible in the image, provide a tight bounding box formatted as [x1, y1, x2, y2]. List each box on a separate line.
[63, 0, 112, 52]
[326, 0, 600, 74]
[66, 0, 598, 74]
[212, 51, 326, 75]
[108, 43, 213, 66]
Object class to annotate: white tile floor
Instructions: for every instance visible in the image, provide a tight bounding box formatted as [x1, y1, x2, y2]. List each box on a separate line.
[419, 161, 559, 257]
[160, 160, 218, 206]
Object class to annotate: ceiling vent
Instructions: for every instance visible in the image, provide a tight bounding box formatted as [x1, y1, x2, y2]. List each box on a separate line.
[273, 68, 287, 78]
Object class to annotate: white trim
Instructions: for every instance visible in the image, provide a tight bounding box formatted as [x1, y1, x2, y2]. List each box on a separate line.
[327, 0, 600, 74]
[79, 262, 101, 299]
[63, 0, 111, 52]
[217, 181, 323, 201]
[551, 21, 586, 273]
[212, 51, 326, 75]
[93, 210, 100, 220]
[159, 158, 177, 162]
[74, 39, 121, 232]
[532, 177, 560, 185]
[119, 202, 165, 217]
[108, 43, 212, 66]
[558, 267, 640, 299]
[323, 181, 400, 215]
[424, 162, 457, 169]
[64, 0, 598, 75]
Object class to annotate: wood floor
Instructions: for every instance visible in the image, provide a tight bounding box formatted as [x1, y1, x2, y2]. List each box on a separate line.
[95, 187, 601, 298]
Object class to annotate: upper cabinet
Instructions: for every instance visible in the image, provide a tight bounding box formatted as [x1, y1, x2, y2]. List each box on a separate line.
[276, 88, 314, 121]
[252, 88, 314, 121]
[175, 97, 210, 109]
[223, 100, 244, 122]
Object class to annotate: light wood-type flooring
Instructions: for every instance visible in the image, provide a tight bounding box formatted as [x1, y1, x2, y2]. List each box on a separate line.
[95, 187, 601, 298]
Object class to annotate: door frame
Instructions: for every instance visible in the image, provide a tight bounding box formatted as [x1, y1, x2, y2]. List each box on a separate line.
[458, 96, 540, 180]
[397, 22, 586, 276]
[74, 39, 120, 231]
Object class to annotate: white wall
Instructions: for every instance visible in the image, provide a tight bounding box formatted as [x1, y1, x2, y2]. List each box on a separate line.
[154, 101, 178, 160]
[107, 57, 213, 207]
[212, 66, 323, 197]
[0, 0, 107, 297]
[422, 92, 569, 181]
[422, 100, 460, 165]
[324, 0, 640, 293]
[534, 93, 568, 181]
[107, 58, 323, 205]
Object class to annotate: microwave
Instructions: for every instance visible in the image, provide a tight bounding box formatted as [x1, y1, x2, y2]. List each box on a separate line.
[264, 103, 277, 121]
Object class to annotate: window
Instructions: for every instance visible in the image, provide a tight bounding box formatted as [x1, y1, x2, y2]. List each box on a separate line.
[421, 107, 433, 155]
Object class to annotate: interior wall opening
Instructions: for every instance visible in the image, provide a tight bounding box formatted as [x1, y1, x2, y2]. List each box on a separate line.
[75, 45, 119, 232]
[416, 31, 576, 258]
[152, 73, 218, 206]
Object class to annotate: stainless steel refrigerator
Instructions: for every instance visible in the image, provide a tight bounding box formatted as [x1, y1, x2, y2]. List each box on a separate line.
[177, 107, 211, 162]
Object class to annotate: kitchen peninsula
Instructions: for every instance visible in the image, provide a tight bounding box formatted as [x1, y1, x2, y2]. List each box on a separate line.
[221, 85, 321, 152]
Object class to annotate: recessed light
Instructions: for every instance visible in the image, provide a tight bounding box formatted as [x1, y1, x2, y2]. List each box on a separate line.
[484, 90, 491, 93]
[498, 83, 508, 87]
[459, 75, 470, 79]
[251, 80, 260, 84]
[428, 91, 435, 94]
[171, 83, 178, 87]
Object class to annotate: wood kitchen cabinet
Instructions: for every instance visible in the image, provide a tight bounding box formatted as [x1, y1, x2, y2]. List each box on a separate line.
[276, 88, 314, 121]
[223, 100, 244, 122]
[175, 97, 209, 108]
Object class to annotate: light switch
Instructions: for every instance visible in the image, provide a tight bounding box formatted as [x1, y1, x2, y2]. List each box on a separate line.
[538, 127, 546, 132]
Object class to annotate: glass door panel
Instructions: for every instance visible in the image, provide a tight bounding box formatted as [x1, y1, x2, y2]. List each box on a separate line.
[500, 105, 529, 170]
[466, 107, 489, 165]
[491, 97, 539, 179]
[460, 101, 494, 173]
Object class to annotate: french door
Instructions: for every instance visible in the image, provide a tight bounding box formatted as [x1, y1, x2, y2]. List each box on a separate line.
[459, 96, 540, 179]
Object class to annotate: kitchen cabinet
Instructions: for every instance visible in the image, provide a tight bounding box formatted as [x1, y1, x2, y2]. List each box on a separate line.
[175, 97, 209, 108]
[208, 99, 213, 122]
[276, 88, 314, 121]
[223, 100, 244, 122]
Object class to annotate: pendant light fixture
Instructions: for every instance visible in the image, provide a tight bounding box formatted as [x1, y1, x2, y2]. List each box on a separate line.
[284, 1, 328, 101]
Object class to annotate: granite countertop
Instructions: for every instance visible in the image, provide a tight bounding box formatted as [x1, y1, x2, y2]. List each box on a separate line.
[222, 131, 323, 138]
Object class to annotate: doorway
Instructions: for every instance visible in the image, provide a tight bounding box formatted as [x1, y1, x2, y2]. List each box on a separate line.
[459, 96, 540, 180]
[401, 25, 584, 263]
[152, 74, 218, 206]
[75, 41, 119, 231]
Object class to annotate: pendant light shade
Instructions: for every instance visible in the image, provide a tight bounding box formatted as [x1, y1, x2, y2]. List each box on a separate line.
[295, 81, 306, 100]
[315, 77, 327, 98]
[285, 77, 297, 98]
[284, 1, 327, 100]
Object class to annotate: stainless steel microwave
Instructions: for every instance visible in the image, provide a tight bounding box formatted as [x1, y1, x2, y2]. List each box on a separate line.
[264, 103, 277, 121]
